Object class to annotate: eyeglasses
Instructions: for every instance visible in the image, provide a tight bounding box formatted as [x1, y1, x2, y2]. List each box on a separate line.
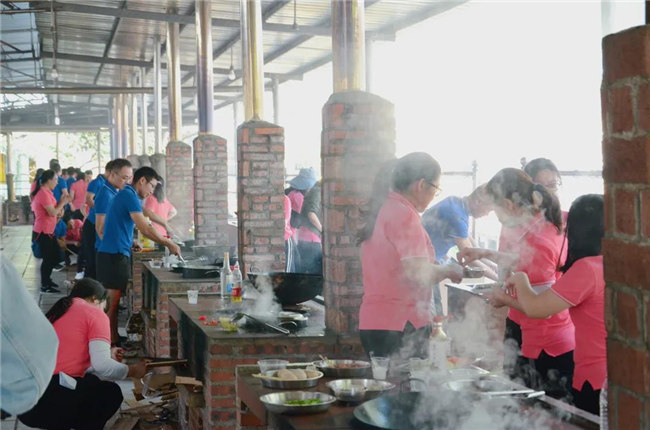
[426, 181, 443, 196]
[542, 181, 562, 191]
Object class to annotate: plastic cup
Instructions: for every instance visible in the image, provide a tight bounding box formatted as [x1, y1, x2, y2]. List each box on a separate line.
[257, 359, 289, 373]
[371, 357, 390, 380]
[187, 290, 198, 305]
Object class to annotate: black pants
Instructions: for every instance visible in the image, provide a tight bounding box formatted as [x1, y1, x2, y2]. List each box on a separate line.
[71, 209, 85, 220]
[518, 350, 574, 401]
[81, 219, 97, 278]
[296, 241, 322, 274]
[33, 232, 60, 287]
[18, 373, 123, 430]
[360, 322, 431, 360]
[572, 381, 601, 415]
[503, 317, 526, 380]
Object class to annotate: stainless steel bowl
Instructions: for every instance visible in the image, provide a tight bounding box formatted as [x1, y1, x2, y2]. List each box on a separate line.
[258, 370, 323, 389]
[313, 360, 371, 378]
[463, 266, 485, 278]
[326, 379, 395, 402]
[259, 391, 336, 415]
[444, 377, 515, 393]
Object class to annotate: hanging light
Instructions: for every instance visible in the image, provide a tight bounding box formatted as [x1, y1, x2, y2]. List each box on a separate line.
[292, 0, 299, 30]
[50, 64, 59, 80]
[228, 47, 236, 81]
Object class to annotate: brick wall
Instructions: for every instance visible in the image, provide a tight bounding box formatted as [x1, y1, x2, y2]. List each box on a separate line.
[236, 121, 285, 274]
[601, 24, 650, 430]
[193, 134, 229, 247]
[129, 252, 163, 314]
[321, 91, 396, 338]
[166, 141, 194, 241]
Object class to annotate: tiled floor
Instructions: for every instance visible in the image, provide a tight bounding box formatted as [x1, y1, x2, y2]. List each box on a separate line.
[1, 225, 137, 430]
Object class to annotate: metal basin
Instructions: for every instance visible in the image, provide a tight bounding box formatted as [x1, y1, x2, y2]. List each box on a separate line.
[313, 359, 371, 378]
[258, 370, 323, 389]
[326, 378, 395, 402]
[260, 391, 336, 415]
[247, 272, 322, 305]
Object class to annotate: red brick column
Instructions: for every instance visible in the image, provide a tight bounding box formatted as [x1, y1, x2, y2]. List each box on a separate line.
[165, 141, 194, 241]
[601, 25, 650, 430]
[236, 121, 285, 274]
[321, 91, 396, 339]
[193, 135, 229, 247]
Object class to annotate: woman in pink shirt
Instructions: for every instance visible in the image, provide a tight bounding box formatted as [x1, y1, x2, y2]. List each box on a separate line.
[143, 181, 177, 236]
[358, 153, 463, 360]
[31, 170, 71, 293]
[492, 194, 605, 414]
[458, 168, 574, 400]
[18, 279, 147, 429]
[69, 170, 89, 220]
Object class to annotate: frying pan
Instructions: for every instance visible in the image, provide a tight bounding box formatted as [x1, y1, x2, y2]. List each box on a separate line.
[180, 265, 220, 279]
[247, 272, 323, 305]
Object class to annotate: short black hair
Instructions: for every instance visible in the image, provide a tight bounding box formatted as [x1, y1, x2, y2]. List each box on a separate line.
[51, 162, 61, 173]
[85, 169, 93, 176]
[104, 161, 114, 172]
[110, 158, 132, 172]
[49, 158, 59, 169]
[523, 158, 560, 181]
[66, 166, 76, 175]
[133, 166, 162, 185]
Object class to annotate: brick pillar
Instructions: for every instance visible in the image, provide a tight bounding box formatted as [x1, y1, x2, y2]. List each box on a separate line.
[165, 141, 193, 241]
[150, 153, 166, 184]
[601, 25, 650, 430]
[236, 121, 285, 274]
[126, 154, 141, 169]
[322, 91, 396, 339]
[193, 135, 229, 247]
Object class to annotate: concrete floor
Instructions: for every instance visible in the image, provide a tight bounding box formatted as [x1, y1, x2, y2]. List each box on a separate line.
[1, 225, 136, 430]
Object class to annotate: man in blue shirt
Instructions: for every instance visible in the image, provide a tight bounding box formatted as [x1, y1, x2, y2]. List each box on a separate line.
[97, 166, 181, 345]
[65, 167, 77, 189]
[50, 163, 69, 204]
[94, 158, 133, 253]
[79, 161, 114, 280]
[421, 185, 495, 314]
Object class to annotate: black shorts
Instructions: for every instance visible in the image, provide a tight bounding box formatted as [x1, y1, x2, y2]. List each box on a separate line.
[96, 252, 131, 292]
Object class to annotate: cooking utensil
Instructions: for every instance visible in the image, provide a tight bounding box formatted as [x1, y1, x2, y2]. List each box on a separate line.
[256, 370, 323, 389]
[313, 359, 371, 378]
[144, 359, 188, 369]
[230, 312, 291, 335]
[326, 379, 395, 402]
[463, 266, 485, 278]
[180, 264, 220, 279]
[247, 272, 323, 305]
[445, 282, 490, 303]
[259, 391, 336, 415]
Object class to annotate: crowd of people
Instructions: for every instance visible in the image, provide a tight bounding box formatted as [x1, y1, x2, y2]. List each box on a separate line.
[358, 153, 605, 415]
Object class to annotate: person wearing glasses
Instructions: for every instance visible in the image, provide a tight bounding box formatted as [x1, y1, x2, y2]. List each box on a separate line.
[421, 184, 497, 314]
[94, 158, 133, 257]
[96, 167, 181, 346]
[489, 194, 605, 415]
[523, 158, 563, 195]
[458, 168, 574, 400]
[357, 153, 463, 360]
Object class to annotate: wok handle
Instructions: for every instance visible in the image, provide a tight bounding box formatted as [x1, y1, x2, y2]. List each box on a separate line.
[263, 321, 291, 335]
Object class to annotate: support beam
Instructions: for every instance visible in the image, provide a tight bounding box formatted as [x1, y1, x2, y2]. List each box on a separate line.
[332, 0, 366, 92]
[272, 77, 279, 124]
[140, 67, 148, 154]
[129, 92, 137, 155]
[91, 0, 127, 94]
[241, 0, 265, 121]
[195, 0, 214, 134]
[153, 36, 162, 153]
[0, 86, 248, 95]
[166, 19, 182, 142]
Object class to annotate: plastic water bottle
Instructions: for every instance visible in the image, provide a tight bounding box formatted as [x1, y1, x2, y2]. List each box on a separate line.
[231, 262, 242, 302]
[600, 380, 608, 429]
[429, 316, 449, 371]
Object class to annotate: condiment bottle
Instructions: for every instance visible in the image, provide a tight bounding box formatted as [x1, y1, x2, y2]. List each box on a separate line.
[220, 252, 233, 298]
[429, 316, 449, 371]
[231, 262, 242, 302]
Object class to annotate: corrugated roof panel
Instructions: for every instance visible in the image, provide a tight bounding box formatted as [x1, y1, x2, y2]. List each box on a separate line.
[265, 0, 329, 27]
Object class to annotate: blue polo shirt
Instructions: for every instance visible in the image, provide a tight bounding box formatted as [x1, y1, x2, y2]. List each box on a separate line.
[421, 196, 469, 262]
[93, 183, 119, 249]
[66, 176, 76, 189]
[52, 176, 68, 203]
[99, 185, 142, 257]
[54, 219, 67, 238]
[86, 174, 107, 225]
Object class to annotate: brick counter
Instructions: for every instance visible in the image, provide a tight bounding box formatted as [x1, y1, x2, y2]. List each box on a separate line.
[141, 264, 218, 358]
[129, 250, 164, 316]
[168, 295, 364, 430]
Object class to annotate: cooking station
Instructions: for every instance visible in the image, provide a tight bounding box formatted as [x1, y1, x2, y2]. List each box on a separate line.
[235, 365, 600, 430]
[167, 293, 357, 429]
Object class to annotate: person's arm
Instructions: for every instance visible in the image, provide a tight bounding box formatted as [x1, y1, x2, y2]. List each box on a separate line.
[167, 206, 178, 221]
[88, 340, 146, 380]
[505, 272, 571, 319]
[95, 214, 105, 240]
[69, 189, 76, 211]
[142, 207, 169, 232]
[85, 191, 95, 208]
[131, 212, 181, 256]
[43, 195, 70, 217]
[457, 247, 518, 268]
[307, 212, 322, 233]
[402, 257, 463, 286]
[454, 238, 498, 280]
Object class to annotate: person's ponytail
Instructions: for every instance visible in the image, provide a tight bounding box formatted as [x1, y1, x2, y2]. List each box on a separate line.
[31, 169, 55, 198]
[357, 159, 397, 244]
[45, 278, 107, 324]
[533, 183, 563, 233]
[45, 297, 74, 324]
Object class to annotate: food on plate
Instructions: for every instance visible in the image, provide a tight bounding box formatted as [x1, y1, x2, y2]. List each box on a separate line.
[285, 399, 323, 406]
[218, 317, 238, 331]
[291, 369, 307, 379]
[325, 361, 367, 369]
[305, 370, 320, 378]
[277, 369, 299, 380]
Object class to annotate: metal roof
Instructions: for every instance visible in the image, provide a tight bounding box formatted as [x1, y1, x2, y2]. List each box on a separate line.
[1, 0, 466, 131]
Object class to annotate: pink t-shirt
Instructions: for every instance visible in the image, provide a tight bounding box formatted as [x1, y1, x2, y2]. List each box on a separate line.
[53, 298, 111, 378]
[287, 190, 305, 238]
[70, 179, 88, 212]
[359, 192, 436, 331]
[66, 219, 83, 243]
[143, 196, 176, 236]
[499, 215, 574, 359]
[31, 187, 57, 234]
[551, 256, 606, 390]
[29, 181, 37, 200]
[284, 195, 292, 241]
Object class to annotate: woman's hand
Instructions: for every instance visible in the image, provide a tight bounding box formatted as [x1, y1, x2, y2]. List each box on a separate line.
[444, 263, 463, 283]
[111, 346, 124, 362]
[457, 248, 487, 265]
[127, 361, 148, 379]
[488, 285, 512, 308]
[505, 272, 530, 295]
